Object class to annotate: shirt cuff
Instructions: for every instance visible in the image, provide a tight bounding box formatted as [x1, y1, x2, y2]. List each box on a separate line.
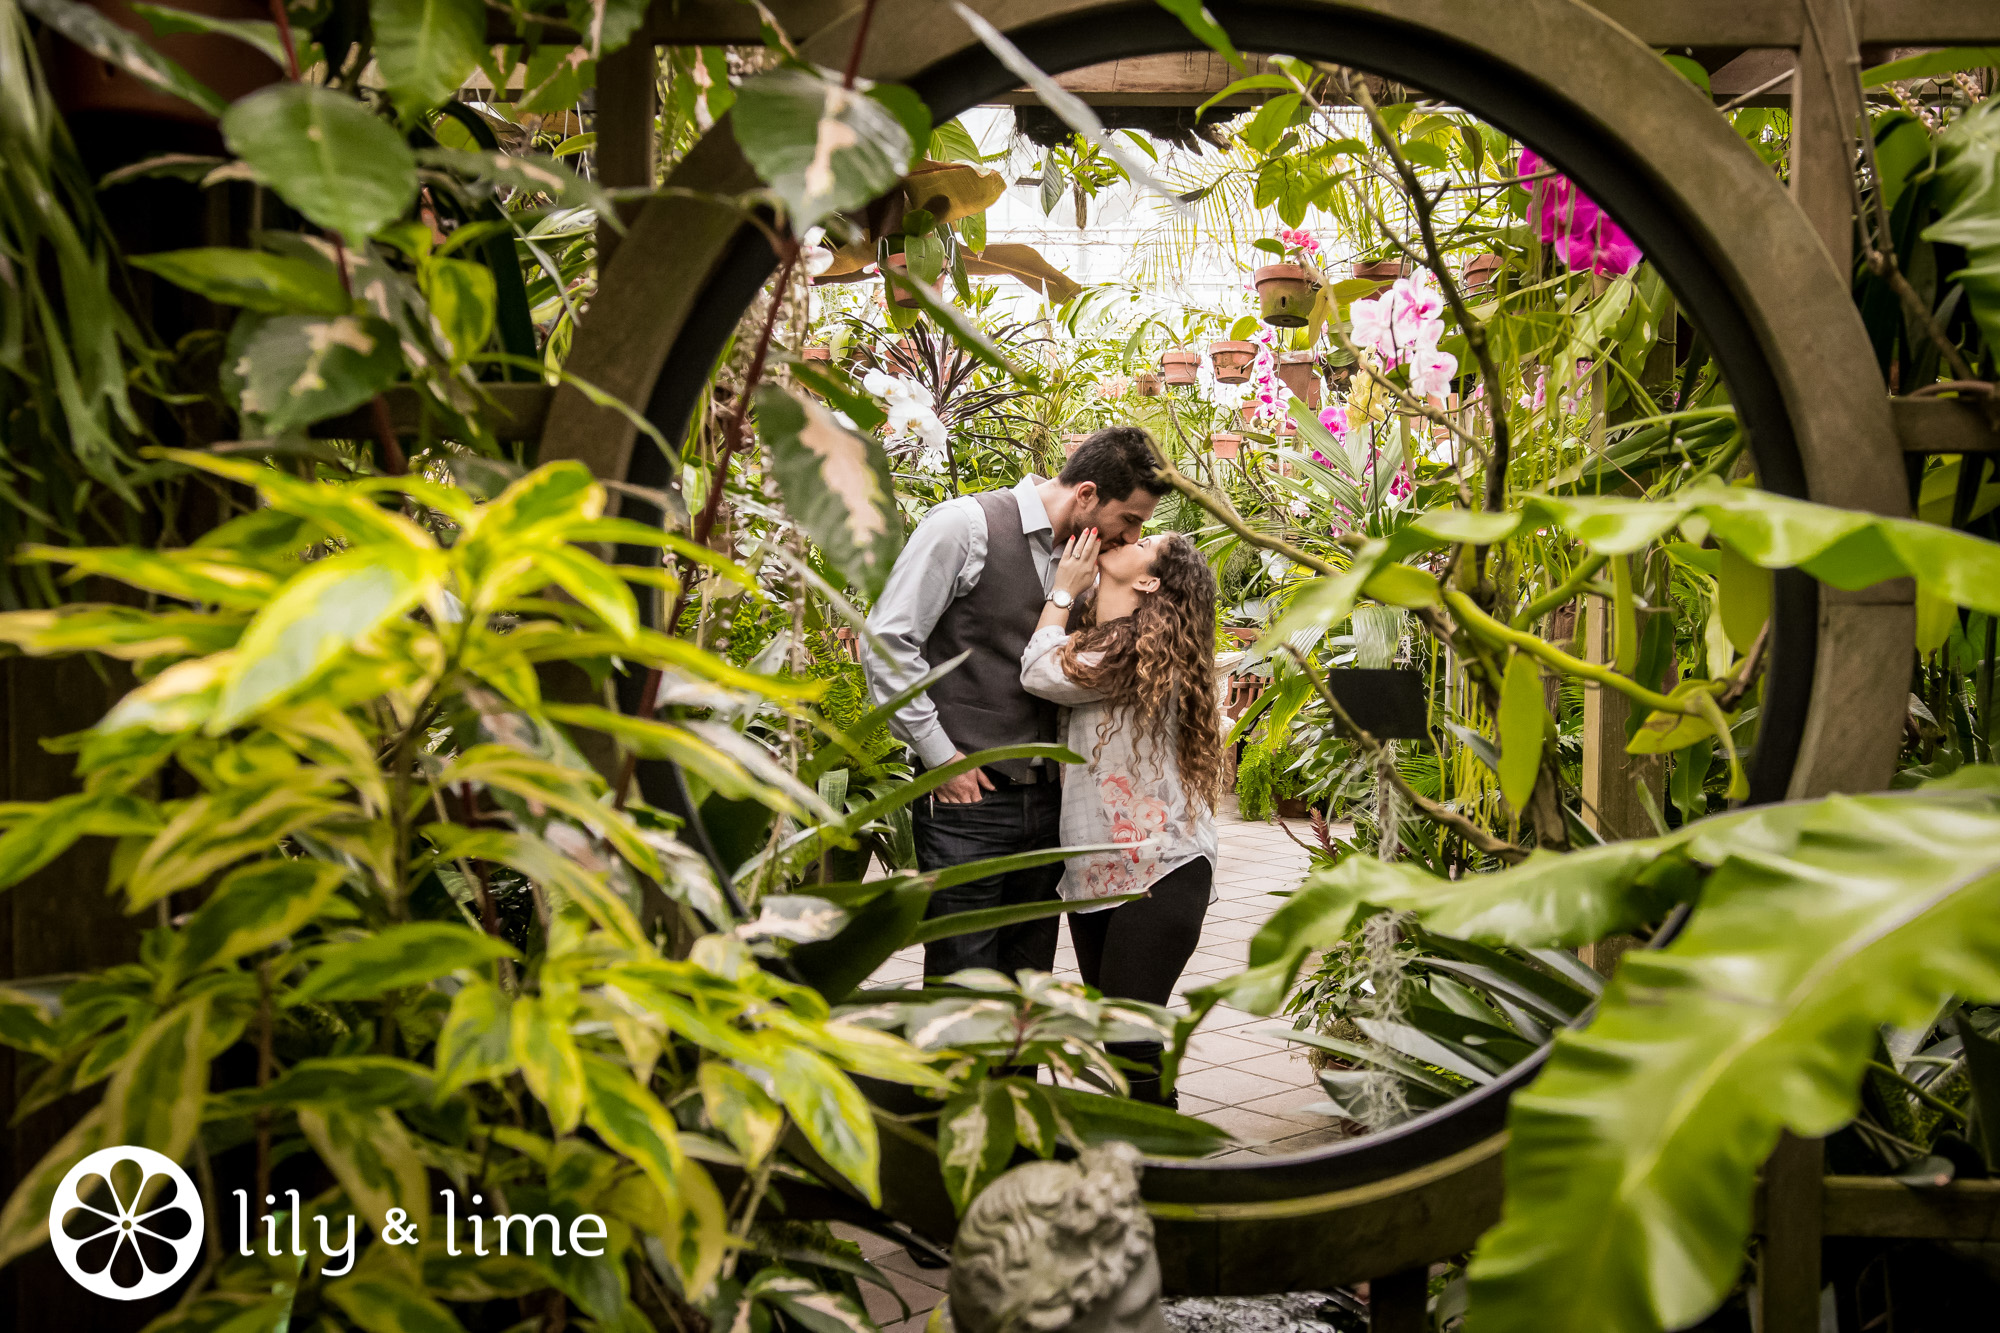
[1021, 624, 1069, 665]
[910, 725, 960, 772]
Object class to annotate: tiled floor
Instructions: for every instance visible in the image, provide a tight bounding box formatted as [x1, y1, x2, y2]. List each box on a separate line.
[864, 802, 1347, 1156]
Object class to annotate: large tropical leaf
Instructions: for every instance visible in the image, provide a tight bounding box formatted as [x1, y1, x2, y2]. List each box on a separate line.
[732, 68, 915, 231]
[755, 386, 902, 599]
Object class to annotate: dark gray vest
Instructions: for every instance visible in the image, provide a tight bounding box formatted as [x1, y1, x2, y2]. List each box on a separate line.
[924, 488, 1058, 781]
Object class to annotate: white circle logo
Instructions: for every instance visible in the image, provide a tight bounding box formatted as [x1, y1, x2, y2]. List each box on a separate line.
[49, 1146, 204, 1300]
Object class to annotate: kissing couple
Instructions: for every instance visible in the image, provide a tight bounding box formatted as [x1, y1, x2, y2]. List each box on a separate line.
[862, 426, 1223, 1105]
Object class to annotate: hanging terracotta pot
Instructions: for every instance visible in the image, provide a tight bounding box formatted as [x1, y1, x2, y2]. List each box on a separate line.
[1208, 340, 1258, 384]
[1461, 253, 1503, 291]
[802, 346, 833, 363]
[1063, 432, 1090, 456]
[1159, 348, 1201, 385]
[883, 254, 920, 308]
[1238, 403, 1258, 427]
[1209, 432, 1243, 460]
[1275, 351, 1321, 408]
[1134, 371, 1163, 396]
[1254, 263, 1317, 328]
[1352, 258, 1409, 285]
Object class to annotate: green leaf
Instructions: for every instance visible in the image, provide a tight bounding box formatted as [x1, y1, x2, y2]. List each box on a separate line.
[755, 386, 903, 599]
[515, 994, 586, 1133]
[579, 1055, 682, 1199]
[771, 1044, 879, 1204]
[936, 1082, 1016, 1213]
[0, 791, 161, 891]
[128, 248, 349, 316]
[698, 1062, 785, 1167]
[1360, 562, 1441, 609]
[217, 544, 442, 728]
[1928, 100, 2000, 381]
[370, 0, 485, 117]
[20, 0, 225, 116]
[222, 83, 418, 241]
[1715, 540, 1770, 654]
[327, 1275, 467, 1333]
[0, 1106, 105, 1269]
[1152, 0, 1240, 65]
[291, 923, 517, 1002]
[1042, 1086, 1233, 1156]
[176, 859, 346, 977]
[227, 312, 407, 435]
[1466, 792, 2000, 1333]
[746, 1269, 877, 1333]
[104, 997, 210, 1162]
[732, 68, 913, 230]
[1864, 46, 2000, 87]
[434, 977, 514, 1096]
[1660, 53, 1711, 93]
[421, 257, 495, 365]
[1625, 707, 1715, 755]
[299, 1107, 429, 1256]
[239, 1056, 435, 1111]
[131, 2, 294, 70]
[1497, 651, 1546, 814]
[416, 146, 620, 222]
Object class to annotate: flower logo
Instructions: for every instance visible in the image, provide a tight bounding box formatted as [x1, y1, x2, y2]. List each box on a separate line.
[50, 1146, 204, 1300]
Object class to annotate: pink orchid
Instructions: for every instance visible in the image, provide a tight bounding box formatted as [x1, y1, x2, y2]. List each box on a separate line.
[1317, 405, 1350, 439]
[1518, 149, 1643, 277]
[1409, 346, 1460, 401]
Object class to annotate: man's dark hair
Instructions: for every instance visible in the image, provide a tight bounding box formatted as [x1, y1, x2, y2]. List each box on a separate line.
[1057, 425, 1170, 501]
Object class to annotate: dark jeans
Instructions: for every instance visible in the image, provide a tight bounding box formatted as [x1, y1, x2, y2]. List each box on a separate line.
[912, 779, 1063, 979]
[1068, 857, 1213, 1103]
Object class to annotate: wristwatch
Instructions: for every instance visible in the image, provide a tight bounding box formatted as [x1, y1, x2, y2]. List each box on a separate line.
[1047, 589, 1074, 609]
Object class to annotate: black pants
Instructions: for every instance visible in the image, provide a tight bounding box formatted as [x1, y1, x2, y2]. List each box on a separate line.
[1068, 857, 1212, 1103]
[912, 779, 1063, 979]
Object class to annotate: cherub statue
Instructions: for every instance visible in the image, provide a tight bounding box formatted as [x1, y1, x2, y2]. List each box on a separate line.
[942, 1142, 1169, 1333]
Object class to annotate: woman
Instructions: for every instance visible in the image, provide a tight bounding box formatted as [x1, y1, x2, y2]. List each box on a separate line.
[1021, 526, 1222, 1105]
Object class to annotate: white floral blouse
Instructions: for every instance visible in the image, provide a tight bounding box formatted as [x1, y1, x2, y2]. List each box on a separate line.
[1019, 626, 1218, 911]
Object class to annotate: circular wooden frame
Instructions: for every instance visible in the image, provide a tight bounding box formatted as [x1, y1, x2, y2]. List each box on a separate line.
[541, 0, 1911, 1292]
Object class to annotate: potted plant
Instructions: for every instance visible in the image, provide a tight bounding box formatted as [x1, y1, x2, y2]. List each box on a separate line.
[1159, 348, 1201, 385]
[803, 345, 834, 362]
[1254, 228, 1323, 328]
[882, 253, 919, 308]
[1208, 340, 1258, 384]
[1134, 371, 1163, 396]
[1276, 350, 1321, 406]
[1352, 257, 1409, 285]
[1209, 431, 1243, 460]
[1461, 252, 1503, 291]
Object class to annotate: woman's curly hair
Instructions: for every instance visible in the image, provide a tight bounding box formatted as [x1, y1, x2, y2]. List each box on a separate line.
[1057, 532, 1222, 810]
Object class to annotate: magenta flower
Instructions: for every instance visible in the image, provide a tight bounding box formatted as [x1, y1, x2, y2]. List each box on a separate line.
[1518, 149, 1643, 277]
[1317, 404, 1350, 439]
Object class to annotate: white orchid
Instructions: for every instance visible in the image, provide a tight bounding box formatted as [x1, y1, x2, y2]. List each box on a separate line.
[862, 370, 948, 456]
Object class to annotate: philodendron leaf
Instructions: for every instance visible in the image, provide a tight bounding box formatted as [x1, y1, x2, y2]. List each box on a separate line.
[222, 83, 418, 241]
[129, 248, 350, 316]
[20, 0, 226, 117]
[732, 67, 914, 230]
[936, 1082, 1016, 1214]
[1496, 650, 1545, 814]
[369, 0, 485, 117]
[1466, 786, 2000, 1333]
[226, 312, 405, 435]
[1925, 98, 2000, 358]
[755, 386, 903, 598]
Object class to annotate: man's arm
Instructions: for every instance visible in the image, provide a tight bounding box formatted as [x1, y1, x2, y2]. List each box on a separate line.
[860, 501, 989, 801]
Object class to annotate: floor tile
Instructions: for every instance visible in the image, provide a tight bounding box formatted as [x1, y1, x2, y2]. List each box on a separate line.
[1176, 1065, 1295, 1104]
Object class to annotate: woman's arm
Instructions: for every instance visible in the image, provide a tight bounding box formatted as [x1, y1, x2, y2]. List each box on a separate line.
[1021, 628, 1108, 704]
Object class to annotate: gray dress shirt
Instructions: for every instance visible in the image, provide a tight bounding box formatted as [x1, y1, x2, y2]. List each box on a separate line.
[861, 476, 1055, 769]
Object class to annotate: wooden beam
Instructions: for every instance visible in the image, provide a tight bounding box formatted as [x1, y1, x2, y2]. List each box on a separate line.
[1894, 396, 2000, 453]
[1791, 0, 1862, 272]
[1820, 1176, 2000, 1240]
[1759, 1133, 1826, 1333]
[596, 40, 659, 269]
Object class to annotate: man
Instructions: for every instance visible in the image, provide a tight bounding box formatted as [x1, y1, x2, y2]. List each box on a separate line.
[862, 426, 1168, 979]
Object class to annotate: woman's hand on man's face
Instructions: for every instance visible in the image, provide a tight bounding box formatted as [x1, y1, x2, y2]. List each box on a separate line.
[1055, 528, 1100, 597]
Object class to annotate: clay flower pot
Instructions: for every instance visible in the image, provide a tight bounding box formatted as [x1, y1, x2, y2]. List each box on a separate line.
[1134, 371, 1163, 397]
[1276, 351, 1321, 408]
[1209, 431, 1243, 460]
[883, 254, 920, 308]
[802, 345, 833, 362]
[1461, 253, 1503, 291]
[1254, 263, 1317, 328]
[1237, 403, 1260, 427]
[1160, 348, 1201, 385]
[1352, 258, 1410, 285]
[1064, 432, 1090, 456]
[1208, 340, 1258, 384]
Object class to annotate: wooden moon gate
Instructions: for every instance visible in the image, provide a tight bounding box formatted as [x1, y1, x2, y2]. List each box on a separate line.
[538, 0, 1910, 1298]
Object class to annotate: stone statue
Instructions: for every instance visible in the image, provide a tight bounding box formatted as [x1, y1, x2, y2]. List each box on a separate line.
[943, 1142, 1168, 1333]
